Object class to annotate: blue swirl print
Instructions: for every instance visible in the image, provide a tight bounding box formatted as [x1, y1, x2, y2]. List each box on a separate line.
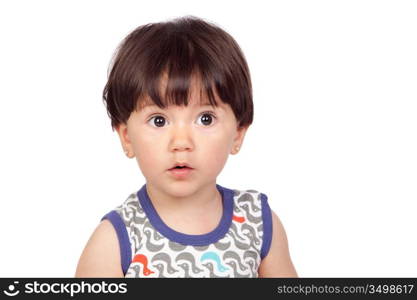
[200, 251, 228, 272]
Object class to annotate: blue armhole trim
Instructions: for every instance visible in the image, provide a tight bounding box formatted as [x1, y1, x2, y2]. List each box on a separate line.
[101, 211, 131, 276]
[260, 193, 273, 260]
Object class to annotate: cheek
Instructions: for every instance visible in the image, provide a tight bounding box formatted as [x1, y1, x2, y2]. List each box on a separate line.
[198, 129, 233, 171]
[130, 129, 164, 175]
[204, 146, 229, 175]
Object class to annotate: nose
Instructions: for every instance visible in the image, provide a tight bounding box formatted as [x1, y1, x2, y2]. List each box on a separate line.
[169, 124, 194, 152]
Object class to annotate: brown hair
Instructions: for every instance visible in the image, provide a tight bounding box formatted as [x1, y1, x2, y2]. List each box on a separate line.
[102, 15, 253, 131]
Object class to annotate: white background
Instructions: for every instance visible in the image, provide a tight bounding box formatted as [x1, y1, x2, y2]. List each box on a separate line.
[0, 0, 416, 277]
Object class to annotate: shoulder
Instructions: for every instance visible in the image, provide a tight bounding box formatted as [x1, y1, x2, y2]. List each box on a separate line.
[75, 219, 124, 277]
[75, 191, 141, 278]
[230, 187, 264, 209]
[258, 209, 298, 277]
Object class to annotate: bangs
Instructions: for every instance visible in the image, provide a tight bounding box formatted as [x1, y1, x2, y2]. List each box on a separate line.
[135, 68, 220, 111]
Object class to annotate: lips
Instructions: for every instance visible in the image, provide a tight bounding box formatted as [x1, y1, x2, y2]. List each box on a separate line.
[168, 163, 193, 170]
[169, 166, 193, 170]
[168, 163, 194, 179]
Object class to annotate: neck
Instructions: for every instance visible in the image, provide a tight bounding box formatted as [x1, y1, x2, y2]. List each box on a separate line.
[145, 182, 221, 215]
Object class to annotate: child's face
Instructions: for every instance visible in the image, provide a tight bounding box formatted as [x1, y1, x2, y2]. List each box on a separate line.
[116, 77, 248, 198]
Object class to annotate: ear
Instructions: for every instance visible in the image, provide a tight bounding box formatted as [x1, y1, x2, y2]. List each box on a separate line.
[116, 123, 134, 158]
[231, 125, 249, 155]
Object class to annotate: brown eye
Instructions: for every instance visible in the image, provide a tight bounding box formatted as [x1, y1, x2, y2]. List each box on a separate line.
[198, 113, 215, 126]
[149, 115, 166, 127]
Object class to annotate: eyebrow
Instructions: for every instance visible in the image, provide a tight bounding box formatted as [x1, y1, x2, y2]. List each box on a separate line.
[140, 102, 217, 109]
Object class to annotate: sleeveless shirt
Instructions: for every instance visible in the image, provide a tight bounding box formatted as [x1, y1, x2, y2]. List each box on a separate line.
[101, 184, 273, 278]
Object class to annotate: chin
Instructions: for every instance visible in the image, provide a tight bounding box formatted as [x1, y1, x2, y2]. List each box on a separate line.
[166, 181, 197, 194]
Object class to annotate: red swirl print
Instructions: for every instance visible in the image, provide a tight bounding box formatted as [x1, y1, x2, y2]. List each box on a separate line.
[132, 254, 155, 276]
[232, 215, 245, 223]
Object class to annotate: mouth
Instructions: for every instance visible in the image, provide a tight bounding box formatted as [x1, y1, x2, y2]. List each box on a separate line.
[168, 163, 194, 171]
[168, 164, 194, 178]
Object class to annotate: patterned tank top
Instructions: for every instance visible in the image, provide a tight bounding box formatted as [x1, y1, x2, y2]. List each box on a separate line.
[101, 184, 272, 278]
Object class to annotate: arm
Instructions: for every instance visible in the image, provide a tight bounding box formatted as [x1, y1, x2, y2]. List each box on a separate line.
[75, 220, 124, 277]
[258, 210, 298, 277]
